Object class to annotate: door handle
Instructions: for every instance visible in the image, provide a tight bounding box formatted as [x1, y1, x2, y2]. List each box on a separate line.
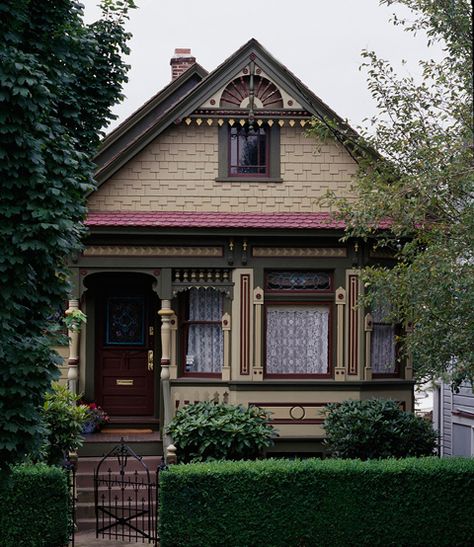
[148, 350, 154, 371]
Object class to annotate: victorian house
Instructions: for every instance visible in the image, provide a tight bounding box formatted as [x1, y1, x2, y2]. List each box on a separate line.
[62, 39, 414, 458]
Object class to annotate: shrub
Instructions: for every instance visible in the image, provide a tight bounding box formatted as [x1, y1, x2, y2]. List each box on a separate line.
[0, 463, 69, 547]
[166, 401, 276, 463]
[41, 382, 88, 465]
[323, 398, 437, 459]
[159, 457, 474, 547]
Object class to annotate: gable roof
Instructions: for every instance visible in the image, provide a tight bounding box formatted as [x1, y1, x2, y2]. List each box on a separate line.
[93, 38, 358, 186]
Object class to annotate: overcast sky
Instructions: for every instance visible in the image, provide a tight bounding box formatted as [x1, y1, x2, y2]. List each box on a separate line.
[82, 0, 443, 132]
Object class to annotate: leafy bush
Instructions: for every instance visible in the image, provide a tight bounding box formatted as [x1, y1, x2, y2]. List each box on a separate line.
[323, 398, 437, 459]
[159, 457, 474, 547]
[0, 463, 69, 547]
[166, 401, 276, 463]
[41, 383, 88, 465]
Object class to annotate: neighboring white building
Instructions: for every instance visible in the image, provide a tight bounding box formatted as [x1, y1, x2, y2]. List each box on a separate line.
[433, 382, 474, 457]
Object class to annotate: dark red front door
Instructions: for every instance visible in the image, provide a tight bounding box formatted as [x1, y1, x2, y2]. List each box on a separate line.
[96, 292, 155, 416]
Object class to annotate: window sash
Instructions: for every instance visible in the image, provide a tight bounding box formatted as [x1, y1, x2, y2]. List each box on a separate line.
[229, 125, 268, 176]
[266, 304, 330, 376]
[181, 288, 223, 375]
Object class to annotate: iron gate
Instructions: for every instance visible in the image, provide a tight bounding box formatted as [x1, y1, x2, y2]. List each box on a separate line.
[94, 439, 163, 544]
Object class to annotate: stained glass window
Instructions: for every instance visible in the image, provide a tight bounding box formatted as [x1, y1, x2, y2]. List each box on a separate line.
[266, 271, 331, 292]
[106, 296, 145, 346]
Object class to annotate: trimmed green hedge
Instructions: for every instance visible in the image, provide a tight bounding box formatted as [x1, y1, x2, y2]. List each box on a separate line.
[0, 464, 70, 547]
[160, 457, 474, 546]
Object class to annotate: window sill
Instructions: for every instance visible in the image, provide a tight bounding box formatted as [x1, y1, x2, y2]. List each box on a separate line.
[215, 177, 283, 183]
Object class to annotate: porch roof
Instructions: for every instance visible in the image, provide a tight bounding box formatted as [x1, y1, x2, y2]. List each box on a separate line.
[86, 211, 349, 230]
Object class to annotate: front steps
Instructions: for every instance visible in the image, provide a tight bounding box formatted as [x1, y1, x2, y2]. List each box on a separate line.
[75, 432, 163, 532]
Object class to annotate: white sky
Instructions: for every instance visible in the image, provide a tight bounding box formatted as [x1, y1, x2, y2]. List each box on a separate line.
[82, 0, 444, 132]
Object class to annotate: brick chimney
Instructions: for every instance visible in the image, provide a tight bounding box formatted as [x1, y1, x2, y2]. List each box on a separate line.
[170, 48, 196, 80]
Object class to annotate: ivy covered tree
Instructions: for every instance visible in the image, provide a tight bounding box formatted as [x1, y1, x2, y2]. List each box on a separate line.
[0, 0, 134, 468]
[309, 0, 473, 388]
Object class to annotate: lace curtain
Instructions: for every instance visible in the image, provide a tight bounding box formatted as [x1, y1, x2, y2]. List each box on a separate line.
[186, 288, 223, 373]
[371, 304, 396, 374]
[266, 305, 329, 374]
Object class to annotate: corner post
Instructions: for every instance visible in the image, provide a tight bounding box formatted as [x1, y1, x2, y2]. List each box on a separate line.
[405, 322, 414, 380]
[335, 287, 346, 381]
[252, 287, 264, 381]
[221, 313, 231, 381]
[364, 313, 373, 380]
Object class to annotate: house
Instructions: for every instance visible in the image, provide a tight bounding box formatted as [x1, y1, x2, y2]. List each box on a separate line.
[63, 39, 414, 457]
[434, 382, 474, 457]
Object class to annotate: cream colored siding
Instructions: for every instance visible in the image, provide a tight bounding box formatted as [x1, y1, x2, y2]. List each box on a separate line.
[88, 124, 357, 213]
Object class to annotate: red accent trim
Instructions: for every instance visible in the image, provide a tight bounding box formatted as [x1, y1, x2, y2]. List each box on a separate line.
[263, 300, 333, 379]
[240, 274, 250, 375]
[160, 359, 170, 366]
[85, 211, 359, 230]
[348, 274, 359, 375]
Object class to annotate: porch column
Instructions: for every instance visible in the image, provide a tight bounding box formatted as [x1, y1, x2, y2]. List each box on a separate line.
[66, 299, 80, 394]
[159, 300, 176, 463]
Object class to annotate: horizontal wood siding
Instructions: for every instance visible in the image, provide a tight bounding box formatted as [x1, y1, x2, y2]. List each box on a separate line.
[442, 383, 452, 456]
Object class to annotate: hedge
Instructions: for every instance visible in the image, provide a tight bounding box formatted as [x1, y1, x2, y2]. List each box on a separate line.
[0, 464, 70, 547]
[159, 457, 474, 546]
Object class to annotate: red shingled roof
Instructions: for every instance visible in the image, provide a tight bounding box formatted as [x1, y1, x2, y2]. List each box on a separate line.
[86, 211, 348, 230]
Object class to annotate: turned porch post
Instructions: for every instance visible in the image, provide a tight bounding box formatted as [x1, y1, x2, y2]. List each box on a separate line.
[66, 299, 80, 394]
[159, 300, 176, 463]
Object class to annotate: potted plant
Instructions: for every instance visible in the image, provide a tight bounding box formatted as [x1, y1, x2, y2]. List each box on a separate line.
[82, 402, 110, 433]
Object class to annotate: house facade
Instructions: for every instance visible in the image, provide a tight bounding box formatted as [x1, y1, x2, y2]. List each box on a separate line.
[63, 39, 414, 455]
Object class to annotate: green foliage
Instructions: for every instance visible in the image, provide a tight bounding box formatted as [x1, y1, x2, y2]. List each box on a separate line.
[160, 457, 474, 547]
[0, 0, 134, 468]
[40, 382, 88, 465]
[63, 308, 87, 332]
[323, 399, 437, 459]
[0, 463, 69, 547]
[307, 0, 473, 389]
[166, 401, 276, 463]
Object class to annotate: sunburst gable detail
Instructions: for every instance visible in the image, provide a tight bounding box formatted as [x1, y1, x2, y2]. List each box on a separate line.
[220, 75, 283, 109]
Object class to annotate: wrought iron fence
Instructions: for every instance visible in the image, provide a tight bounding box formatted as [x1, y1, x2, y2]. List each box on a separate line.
[94, 439, 164, 545]
[64, 452, 77, 547]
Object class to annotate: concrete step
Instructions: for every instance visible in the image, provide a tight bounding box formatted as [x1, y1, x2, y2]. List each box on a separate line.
[78, 433, 163, 458]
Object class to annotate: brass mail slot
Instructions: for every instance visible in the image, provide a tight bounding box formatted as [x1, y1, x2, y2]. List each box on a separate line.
[116, 379, 134, 386]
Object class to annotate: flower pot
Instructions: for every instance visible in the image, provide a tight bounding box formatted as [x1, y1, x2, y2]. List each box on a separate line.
[83, 421, 96, 434]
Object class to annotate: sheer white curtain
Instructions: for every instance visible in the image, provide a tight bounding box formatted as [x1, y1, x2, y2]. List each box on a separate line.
[266, 305, 329, 374]
[371, 304, 396, 374]
[186, 288, 223, 373]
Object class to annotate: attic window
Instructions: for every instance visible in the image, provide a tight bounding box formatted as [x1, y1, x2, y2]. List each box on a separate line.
[217, 122, 281, 182]
[229, 124, 268, 176]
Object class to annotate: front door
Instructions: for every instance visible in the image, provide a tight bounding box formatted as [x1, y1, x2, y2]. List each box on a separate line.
[96, 285, 156, 416]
